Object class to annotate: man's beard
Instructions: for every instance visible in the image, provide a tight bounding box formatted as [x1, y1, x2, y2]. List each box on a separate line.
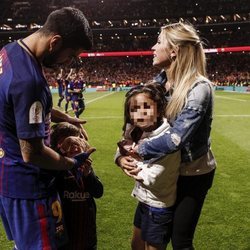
[42, 50, 61, 69]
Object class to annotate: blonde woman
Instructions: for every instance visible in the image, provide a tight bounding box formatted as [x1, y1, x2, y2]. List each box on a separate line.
[118, 22, 216, 250]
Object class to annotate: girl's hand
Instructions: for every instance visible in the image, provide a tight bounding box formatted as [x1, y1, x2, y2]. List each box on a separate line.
[117, 156, 142, 179]
[117, 156, 137, 171]
[123, 168, 143, 180]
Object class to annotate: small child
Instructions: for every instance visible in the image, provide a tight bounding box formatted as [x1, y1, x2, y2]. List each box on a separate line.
[115, 83, 181, 250]
[51, 122, 103, 250]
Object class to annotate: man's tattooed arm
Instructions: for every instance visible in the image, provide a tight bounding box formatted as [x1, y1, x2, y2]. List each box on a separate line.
[19, 138, 42, 155]
[19, 138, 74, 171]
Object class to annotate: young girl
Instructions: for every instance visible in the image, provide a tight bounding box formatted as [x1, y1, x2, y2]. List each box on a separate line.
[51, 122, 103, 250]
[115, 83, 181, 250]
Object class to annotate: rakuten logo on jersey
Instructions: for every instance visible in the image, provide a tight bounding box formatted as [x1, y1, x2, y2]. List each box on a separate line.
[64, 191, 90, 201]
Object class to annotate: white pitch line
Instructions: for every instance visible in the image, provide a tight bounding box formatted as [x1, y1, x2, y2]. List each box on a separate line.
[83, 115, 250, 119]
[215, 96, 247, 102]
[84, 115, 250, 119]
[68, 113, 250, 119]
[85, 92, 115, 104]
[61, 92, 115, 112]
[83, 116, 123, 119]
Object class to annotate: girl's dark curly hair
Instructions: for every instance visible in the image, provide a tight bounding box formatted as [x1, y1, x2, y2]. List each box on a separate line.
[123, 82, 167, 132]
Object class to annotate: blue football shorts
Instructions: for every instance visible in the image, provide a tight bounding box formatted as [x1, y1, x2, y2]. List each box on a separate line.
[0, 193, 68, 250]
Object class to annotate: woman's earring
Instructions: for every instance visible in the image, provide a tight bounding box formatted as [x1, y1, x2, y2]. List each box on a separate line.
[170, 51, 177, 61]
[170, 54, 176, 61]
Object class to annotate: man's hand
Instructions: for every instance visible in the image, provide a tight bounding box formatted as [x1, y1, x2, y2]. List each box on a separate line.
[72, 147, 96, 182]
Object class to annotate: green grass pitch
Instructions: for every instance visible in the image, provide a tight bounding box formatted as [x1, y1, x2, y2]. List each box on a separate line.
[1, 90, 250, 249]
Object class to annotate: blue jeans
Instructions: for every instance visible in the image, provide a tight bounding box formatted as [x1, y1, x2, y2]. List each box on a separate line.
[171, 169, 215, 250]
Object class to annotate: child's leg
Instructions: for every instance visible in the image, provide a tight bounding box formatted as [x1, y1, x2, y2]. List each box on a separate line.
[132, 203, 145, 250]
[145, 241, 166, 250]
[131, 226, 145, 250]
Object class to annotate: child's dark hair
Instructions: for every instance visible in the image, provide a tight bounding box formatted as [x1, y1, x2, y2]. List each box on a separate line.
[123, 82, 167, 131]
[40, 7, 93, 50]
[50, 122, 81, 152]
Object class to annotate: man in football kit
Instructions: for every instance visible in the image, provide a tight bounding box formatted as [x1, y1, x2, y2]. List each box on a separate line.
[71, 73, 86, 118]
[0, 7, 94, 250]
[57, 69, 66, 108]
[64, 68, 75, 113]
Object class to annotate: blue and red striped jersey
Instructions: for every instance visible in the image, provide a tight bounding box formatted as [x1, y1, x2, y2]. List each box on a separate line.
[0, 40, 54, 199]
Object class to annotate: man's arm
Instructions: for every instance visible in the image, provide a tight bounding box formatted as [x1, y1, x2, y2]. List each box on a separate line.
[19, 138, 75, 170]
[51, 108, 81, 123]
[65, 68, 74, 80]
[138, 82, 212, 159]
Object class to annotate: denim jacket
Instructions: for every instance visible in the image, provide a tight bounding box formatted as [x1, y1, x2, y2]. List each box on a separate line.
[138, 76, 214, 163]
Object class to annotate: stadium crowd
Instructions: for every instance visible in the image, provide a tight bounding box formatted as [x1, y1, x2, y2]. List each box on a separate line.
[0, 0, 249, 49]
[1, 0, 249, 25]
[45, 53, 249, 89]
[93, 29, 249, 51]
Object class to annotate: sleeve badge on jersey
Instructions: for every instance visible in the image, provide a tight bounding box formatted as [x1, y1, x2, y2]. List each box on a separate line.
[0, 148, 5, 158]
[0, 54, 3, 74]
[29, 101, 43, 124]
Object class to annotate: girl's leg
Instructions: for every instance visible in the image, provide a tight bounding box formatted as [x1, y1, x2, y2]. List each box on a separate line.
[145, 241, 166, 250]
[131, 226, 145, 250]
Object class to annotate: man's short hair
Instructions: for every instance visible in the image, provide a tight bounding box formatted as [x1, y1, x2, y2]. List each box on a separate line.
[40, 7, 93, 50]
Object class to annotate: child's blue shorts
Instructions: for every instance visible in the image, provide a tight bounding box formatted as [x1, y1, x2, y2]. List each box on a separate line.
[133, 202, 173, 246]
[0, 193, 68, 250]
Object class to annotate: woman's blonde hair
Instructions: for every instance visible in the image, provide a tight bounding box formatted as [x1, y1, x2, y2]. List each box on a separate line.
[161, 22, 207, 119]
